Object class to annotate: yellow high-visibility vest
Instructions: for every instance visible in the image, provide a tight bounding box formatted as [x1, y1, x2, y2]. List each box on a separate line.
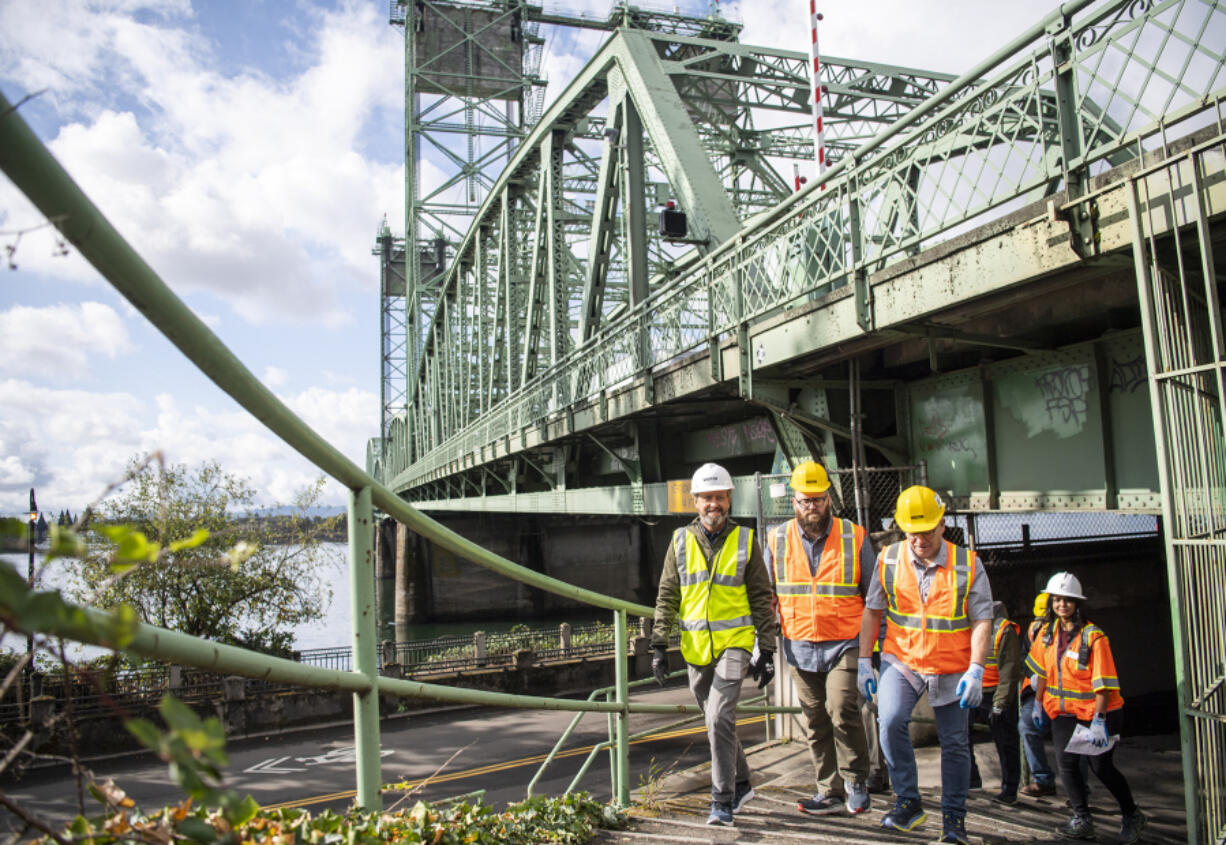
[674, 526, 755, 666]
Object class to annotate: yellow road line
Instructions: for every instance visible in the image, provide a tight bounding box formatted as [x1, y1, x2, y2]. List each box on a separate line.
[263, 716, 765, 811]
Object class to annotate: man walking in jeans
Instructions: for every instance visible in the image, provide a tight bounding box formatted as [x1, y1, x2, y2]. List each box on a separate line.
[651, 463, 777, 827]
[766, 461, 875, 817]
[858, 486, 993, 845]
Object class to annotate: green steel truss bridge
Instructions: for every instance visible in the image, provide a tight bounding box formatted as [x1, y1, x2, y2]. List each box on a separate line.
[370, 0, 1226, 838]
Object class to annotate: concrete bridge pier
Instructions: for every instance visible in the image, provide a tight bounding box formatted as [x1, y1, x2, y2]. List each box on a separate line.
[375, 513, 686, 630]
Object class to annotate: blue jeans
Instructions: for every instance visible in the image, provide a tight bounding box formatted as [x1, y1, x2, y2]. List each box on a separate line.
[1018, 692, 1053, 785]
[877, 662, 970, 814]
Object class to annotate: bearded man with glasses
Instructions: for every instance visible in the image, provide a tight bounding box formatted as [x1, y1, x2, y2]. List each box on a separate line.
[766, 461, 876, 818]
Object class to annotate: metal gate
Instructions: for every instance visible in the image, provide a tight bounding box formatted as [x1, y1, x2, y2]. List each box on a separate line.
[1128, 137, 1226, 845]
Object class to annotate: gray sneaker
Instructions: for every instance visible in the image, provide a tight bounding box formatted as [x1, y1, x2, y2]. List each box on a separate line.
[798, 793, 843, 816]
[846, 781, 870, 814]
[731, 781, 755, 814]
[706, 801, 734, 826]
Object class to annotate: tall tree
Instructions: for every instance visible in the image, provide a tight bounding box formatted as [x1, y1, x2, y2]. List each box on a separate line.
[70, 457, 332, 654]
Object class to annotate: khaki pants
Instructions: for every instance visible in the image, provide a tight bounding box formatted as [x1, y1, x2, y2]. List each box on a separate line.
[789, 648, 870, 797]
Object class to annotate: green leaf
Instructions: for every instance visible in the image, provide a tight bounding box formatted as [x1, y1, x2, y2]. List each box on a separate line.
[68, 815, 92, 836]
[0, 517, 26, 539]
[17, 590, 71, 633]
[124, 718, 165, 754]
[228, 794, 260, 827]
[169, 759, 207, 799]
[175, 816, 218, 842]
[46, 524, 87, 561]
[96, 523, 162, 570]
[159, 694, 204, 735]
[105, 603, 140, 648]
[169, 528, 210, 552]
[0, 560, 28, 617]
[87, 782, 107, 806]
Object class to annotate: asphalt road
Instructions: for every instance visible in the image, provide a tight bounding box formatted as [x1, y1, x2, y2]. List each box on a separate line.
[1, 679, 768, 835]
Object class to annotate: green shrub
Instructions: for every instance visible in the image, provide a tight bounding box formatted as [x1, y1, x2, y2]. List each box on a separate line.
[39, 791, 625, 844]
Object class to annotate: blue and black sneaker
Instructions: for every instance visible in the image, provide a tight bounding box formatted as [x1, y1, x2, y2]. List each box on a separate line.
[881, 797, 926, 832]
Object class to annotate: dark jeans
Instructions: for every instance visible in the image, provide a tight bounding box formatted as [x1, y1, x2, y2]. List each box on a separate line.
[968, 693, 1020, 794]
[1050, 710, 1136, 817]
[1018, 691, 1053, 785]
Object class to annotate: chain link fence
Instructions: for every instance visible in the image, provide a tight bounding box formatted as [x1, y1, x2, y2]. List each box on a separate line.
[754, 465, 927, 541]
[945, 511, 1160, 551]
[754, 466, 1160, 551]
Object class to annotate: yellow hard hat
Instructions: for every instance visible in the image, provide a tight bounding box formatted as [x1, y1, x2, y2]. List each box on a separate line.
[1033, 592, 1049, 617]
[894, 485, 946, 533]
[790, 461, 831, 494]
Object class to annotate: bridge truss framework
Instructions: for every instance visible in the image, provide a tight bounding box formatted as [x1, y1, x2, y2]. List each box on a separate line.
[372, 0, 1226, 839]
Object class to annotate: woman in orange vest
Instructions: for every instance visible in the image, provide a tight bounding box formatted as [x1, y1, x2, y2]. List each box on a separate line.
[1025, 572, 1145, 844]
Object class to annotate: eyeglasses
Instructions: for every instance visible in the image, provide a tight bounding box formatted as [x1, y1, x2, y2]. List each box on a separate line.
[793, 496, 829, 510]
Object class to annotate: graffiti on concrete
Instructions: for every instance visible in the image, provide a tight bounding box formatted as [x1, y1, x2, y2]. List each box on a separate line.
[1035, 364, 1092, 426]
[1110, 355, 1146, 394]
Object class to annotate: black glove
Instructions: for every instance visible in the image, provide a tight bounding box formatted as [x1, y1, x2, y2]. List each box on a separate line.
[750, 650, 775, 689]
[652, 646, 669, 686]
[988, 706, 1004, 727]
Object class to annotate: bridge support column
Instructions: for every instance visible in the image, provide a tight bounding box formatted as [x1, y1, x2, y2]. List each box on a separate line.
[393, 522, 429, 641]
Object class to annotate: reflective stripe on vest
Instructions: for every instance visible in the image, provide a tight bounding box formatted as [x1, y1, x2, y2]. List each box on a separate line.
[982, 616, 1019, 688]
[771, 518, 864, 641]
[880, 540, 977, 675]
[675, 526, 755, 666]
[1033, 623, 1124, 720]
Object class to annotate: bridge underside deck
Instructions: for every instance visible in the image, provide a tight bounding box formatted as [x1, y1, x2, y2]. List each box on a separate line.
[403, 125, 1226, 518]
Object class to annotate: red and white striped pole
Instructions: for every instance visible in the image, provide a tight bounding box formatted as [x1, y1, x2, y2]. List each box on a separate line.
[808, 1, 827, 187]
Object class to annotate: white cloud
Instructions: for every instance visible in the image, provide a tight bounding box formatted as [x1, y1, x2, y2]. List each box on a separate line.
[0, 302, 132, 377]
[0, 0, 405, 327]
[286, 385, 379, 461]
[263, 366, 288, 388]
[0, 379, 147, 514]
[0, 378, 379, 515]
[731, 0, 1057, 73]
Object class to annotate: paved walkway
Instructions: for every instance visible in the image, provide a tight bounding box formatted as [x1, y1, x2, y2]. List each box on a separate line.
[598, 730, 1186, 843]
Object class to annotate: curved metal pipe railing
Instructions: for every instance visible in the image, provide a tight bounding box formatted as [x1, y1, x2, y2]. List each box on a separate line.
[0, 89, 650, 621]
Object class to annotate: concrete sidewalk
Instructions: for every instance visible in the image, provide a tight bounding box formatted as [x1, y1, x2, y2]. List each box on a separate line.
[599, 730, 1186, 843]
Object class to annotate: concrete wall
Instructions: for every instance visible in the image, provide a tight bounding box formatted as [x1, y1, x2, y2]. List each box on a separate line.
[20, 644, 663, 760]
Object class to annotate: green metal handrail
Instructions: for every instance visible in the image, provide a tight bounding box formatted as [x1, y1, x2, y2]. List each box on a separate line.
[0, 92, 647, 622]
[0, 88, 701, 814]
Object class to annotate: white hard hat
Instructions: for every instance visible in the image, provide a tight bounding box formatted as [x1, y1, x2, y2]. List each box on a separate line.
[1044, 571, 1086, 600]
[690, 462, 734, 494]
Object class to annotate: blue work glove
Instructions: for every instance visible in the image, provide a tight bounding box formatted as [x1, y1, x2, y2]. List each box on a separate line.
[1033, 705, 1051, 732]
[652, 646, 669, 686]
[1090, 713, 1110, 748]
[858, 657, 877, 704]
[749, 650, 775, 689]
[957, 663, 984, 709]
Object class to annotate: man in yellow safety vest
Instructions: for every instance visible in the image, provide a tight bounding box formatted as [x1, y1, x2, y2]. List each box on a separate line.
[651, 462, 777, 827]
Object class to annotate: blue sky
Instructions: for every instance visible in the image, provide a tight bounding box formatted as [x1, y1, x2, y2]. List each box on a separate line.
[0, 0, 1058, 516]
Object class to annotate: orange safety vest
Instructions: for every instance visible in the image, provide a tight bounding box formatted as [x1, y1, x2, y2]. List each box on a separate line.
[769, 517, 866, 642]
[1024, 622, 1123, 720]
[879, 540, 978, 675]
[982, 616, 1020, 688]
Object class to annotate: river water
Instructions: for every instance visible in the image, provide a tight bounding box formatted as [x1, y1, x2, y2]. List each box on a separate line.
[0, 543, 605, 660]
